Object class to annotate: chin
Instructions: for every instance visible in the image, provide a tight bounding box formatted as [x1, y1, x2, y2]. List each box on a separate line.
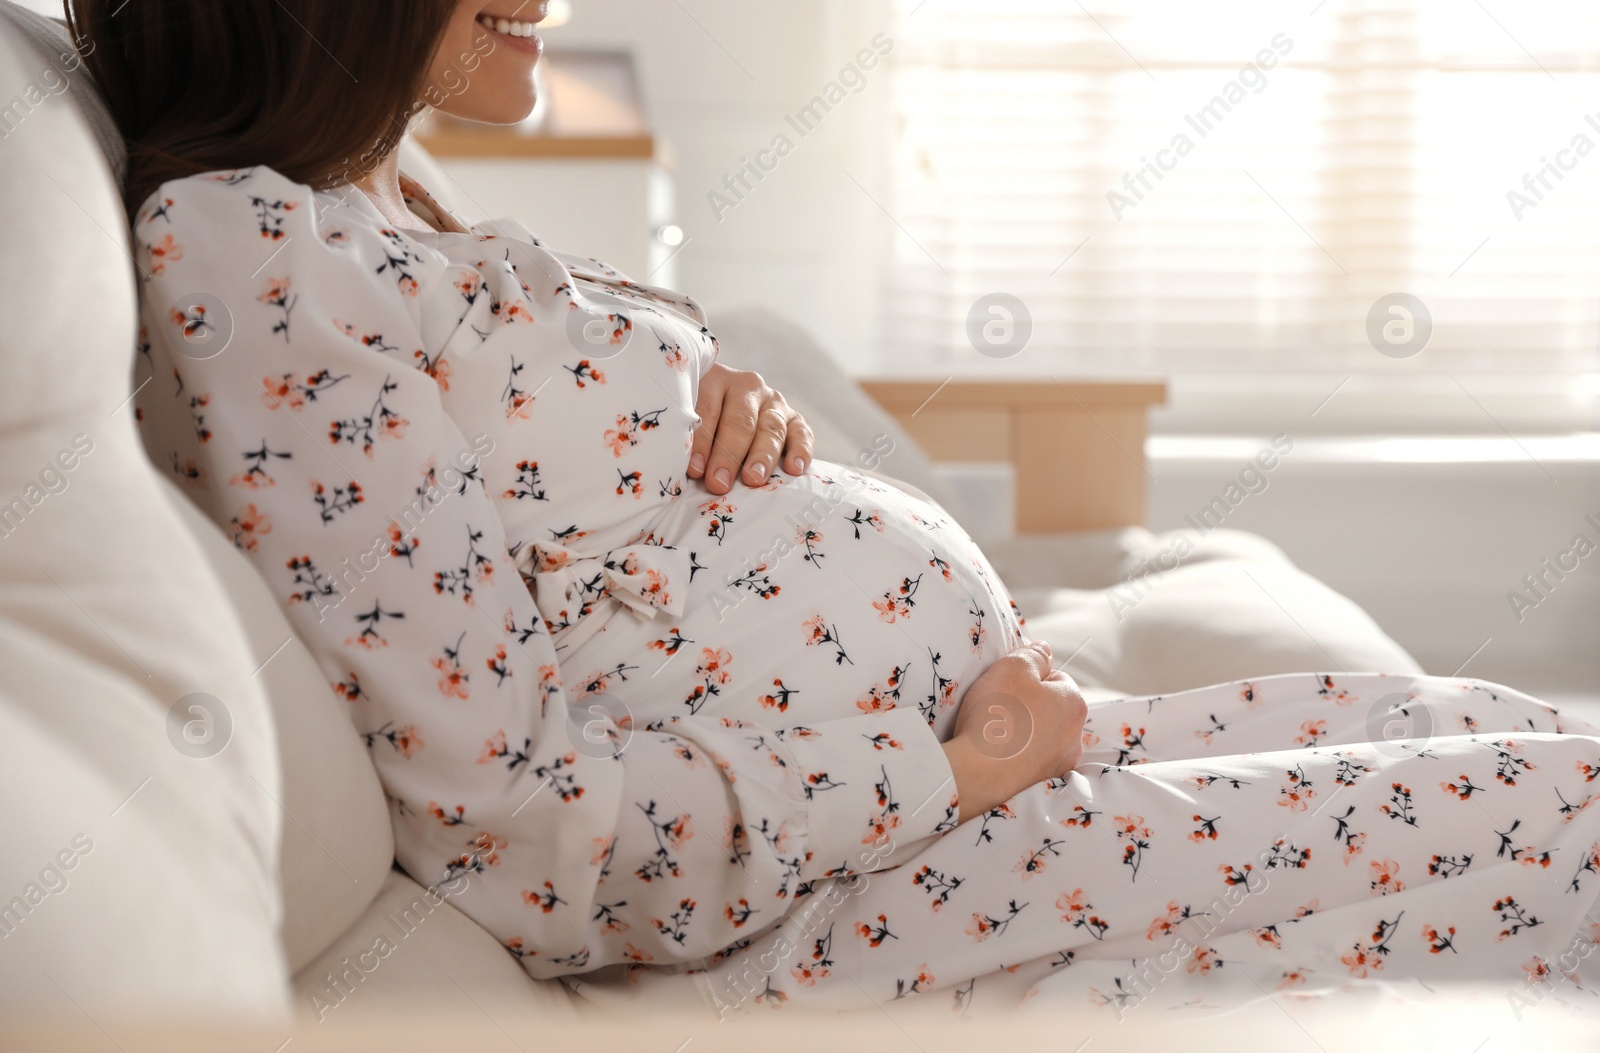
[472, 98, 538, 125]
[438, 89, 538, 126]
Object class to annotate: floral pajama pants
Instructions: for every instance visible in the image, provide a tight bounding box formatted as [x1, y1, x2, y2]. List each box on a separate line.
[564, 671, 1600, 1018]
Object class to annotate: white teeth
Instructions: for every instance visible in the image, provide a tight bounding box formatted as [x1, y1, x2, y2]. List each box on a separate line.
[480, 14, 537, 37]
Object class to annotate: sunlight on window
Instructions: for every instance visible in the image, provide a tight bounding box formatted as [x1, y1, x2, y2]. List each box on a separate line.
[1148, 433, 1600, 463]
[882, 0, 1600, 377]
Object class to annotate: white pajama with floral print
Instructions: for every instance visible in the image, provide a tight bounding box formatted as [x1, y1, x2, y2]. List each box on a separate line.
[131, 167, 1600, 1019]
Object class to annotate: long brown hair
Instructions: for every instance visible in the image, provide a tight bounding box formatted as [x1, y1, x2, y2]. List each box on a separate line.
[64, 0, 457, 212]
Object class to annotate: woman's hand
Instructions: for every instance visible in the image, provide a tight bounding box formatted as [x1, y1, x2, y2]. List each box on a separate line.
[689, 363, 814, 495]
[941, 640, 1088, 824]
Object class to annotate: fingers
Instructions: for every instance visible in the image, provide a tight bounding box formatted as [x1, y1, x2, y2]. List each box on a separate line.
[1008, 640, 1054, 681]
[703, 385, 763, 495]
[1049, 670, 1083, 696]
[687, 371, 726, 484]
[690, 364, 810, 493]
[782, 414, 813, 476]
[739, 400, 791, 486]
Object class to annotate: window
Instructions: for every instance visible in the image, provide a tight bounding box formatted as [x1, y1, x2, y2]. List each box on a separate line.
[881, 0, 1600, 379]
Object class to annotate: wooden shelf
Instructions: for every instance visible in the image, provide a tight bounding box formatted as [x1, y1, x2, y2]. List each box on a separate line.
[860, 379, 1167, 409]
[414, 129, 657, 160]
[860, 377, 1168, 534]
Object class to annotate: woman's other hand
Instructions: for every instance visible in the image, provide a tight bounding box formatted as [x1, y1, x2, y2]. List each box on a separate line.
[941, 640, 1088, 824]
[689, 363, 814, 494]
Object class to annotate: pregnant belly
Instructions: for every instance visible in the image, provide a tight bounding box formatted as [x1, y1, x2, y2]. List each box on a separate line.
[556, 459, 1026, 739]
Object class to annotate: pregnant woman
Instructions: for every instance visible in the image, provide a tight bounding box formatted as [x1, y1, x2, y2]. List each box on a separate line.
[79, 0, 1600, 1017]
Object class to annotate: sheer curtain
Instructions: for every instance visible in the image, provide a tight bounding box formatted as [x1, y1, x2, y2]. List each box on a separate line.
[880, 0, 1600, 379]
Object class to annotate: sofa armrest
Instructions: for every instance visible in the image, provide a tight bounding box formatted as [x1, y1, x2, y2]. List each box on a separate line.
[858, 379, 1167, 534]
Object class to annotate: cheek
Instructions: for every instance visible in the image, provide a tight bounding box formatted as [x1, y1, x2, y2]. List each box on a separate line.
[422, 23, 477, 101]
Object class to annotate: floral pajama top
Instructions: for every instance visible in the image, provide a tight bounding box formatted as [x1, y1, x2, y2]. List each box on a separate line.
[132, 165, 1026, 991]
[133, 167, 1600, 1019]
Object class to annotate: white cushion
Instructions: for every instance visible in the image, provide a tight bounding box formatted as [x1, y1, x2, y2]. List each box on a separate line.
[0, 2, 520, 996]
[0, 1, 437, 991]
[0, 2, 126, 183]
[1010, 535, 1424, 696]
[984, 524, 1295, 591]
[0, 15, 569, 1012]
[293, 869, 580, 1029]
[165, 485, 397, 974]
[0, 15, 287, 1020]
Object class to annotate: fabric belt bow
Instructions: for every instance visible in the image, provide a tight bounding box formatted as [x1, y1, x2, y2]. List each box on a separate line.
[520, 541, 689, 643]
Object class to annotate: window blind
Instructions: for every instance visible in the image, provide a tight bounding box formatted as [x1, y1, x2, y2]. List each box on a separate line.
[879, 0, 1600, 376]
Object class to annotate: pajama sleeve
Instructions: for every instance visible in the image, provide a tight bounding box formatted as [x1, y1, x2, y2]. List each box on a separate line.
[130, 168, 962, 978]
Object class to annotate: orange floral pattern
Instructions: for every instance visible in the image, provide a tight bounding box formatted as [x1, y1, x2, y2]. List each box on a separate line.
[131, 165, 1600, 1019]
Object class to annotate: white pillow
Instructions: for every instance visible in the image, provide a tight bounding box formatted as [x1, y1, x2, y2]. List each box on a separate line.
[293, 870, 580, 1028]
[165, 483, 398, 975]
[0, 2, 127, 184]
[0, 16, 288, 1021]
[0, 0, 399, 987]
[1015, 554, 1424, 695]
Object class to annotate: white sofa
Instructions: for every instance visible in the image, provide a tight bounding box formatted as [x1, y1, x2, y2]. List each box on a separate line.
[0, 2, 1424, 1032]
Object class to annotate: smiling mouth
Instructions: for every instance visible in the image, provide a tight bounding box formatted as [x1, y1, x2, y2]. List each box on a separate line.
[478, 2, 548, 38]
